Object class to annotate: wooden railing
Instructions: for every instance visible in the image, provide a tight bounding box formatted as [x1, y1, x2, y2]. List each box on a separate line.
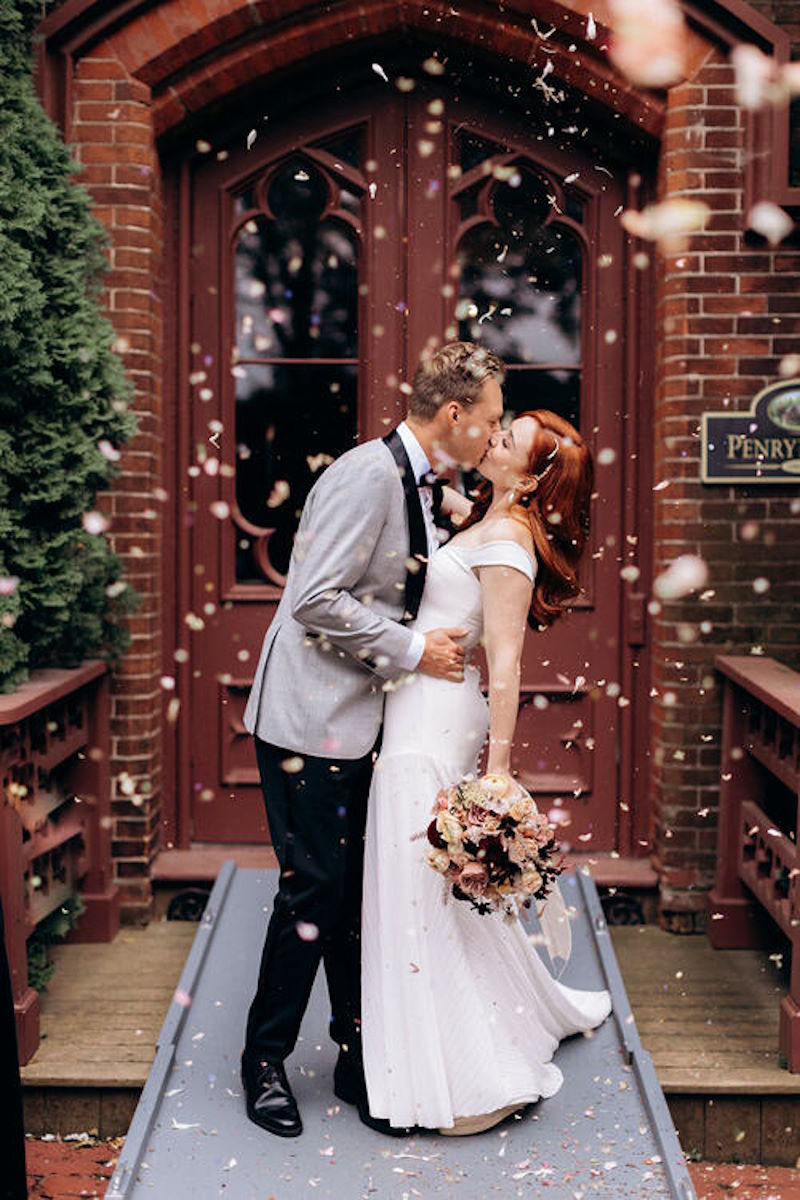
[708, 655, 800, 1070]
[0, 661, 119, 1064]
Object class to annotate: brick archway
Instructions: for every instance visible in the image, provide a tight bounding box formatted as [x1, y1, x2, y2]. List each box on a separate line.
[34, 0, 796, 925]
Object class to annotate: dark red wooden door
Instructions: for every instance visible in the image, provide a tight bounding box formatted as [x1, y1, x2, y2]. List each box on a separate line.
[178, 81, 647, 853]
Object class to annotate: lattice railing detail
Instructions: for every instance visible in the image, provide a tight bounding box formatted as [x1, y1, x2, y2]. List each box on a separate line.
[709, 656, 800, 1071]
[0, 662, 117, 1064]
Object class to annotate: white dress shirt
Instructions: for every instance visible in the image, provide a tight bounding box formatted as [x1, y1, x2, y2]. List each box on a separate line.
[395, 421, 438, 672]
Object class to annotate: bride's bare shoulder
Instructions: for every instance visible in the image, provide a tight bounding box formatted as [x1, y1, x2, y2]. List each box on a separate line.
[475, 516, 533, 553]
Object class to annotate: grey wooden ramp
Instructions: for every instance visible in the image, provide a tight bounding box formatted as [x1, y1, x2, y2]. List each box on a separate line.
[108, 864, 696, 1199]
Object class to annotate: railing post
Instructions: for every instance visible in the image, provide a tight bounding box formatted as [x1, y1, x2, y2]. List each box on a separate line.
[1, 660, 117, 1063]
[782, 878, 800, 1075]
[67, 671, 119, 943]
[707, 677, 767, 949]
[0, 802, 40, 1063]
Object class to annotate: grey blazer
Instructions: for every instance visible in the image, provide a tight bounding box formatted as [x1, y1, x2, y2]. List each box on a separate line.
[243, 436, 422, 759]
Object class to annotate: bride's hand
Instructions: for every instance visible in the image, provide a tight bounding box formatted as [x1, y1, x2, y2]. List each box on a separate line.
[482, 764, 514, 788]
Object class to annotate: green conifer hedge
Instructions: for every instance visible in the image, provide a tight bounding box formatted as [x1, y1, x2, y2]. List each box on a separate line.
[0, 0, 137, 692]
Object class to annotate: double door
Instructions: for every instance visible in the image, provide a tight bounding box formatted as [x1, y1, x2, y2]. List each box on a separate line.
[175, 80, 648, 853]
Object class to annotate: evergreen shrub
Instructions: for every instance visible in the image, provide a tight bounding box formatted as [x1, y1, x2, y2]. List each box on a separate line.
[0, 0, 137, 692]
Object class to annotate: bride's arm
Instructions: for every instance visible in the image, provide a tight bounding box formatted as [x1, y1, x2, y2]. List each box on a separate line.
[480, 565, 533, 775]
[441, 484, 473, 523]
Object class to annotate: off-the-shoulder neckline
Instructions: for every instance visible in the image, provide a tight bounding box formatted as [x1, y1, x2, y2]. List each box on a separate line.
[448, 537, 534, 560]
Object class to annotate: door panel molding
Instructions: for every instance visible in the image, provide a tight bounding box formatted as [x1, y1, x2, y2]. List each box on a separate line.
[166, 79, 652, 852]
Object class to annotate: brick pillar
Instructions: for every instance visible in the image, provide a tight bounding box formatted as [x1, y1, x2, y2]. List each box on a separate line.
[72, 50, 163, 924]
[651, 53, 800, 932]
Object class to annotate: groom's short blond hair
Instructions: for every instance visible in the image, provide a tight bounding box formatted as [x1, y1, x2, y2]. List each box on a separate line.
[409, 341, 505, 422]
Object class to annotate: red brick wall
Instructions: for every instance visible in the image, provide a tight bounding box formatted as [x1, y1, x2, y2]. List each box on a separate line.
[46, 0, 799, 926]
[72, 51, 165, 924]
[651, 44, 800, 932]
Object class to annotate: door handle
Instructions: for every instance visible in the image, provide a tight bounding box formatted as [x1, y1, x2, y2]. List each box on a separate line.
[627, 591, 646, 647]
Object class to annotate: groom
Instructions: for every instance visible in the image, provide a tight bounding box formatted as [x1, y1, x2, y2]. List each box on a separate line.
[241, 341, 504, 1137]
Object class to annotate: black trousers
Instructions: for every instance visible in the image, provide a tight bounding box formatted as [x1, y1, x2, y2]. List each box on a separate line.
[244, 738, 374, 1064]
[1, 898, 28, 1200]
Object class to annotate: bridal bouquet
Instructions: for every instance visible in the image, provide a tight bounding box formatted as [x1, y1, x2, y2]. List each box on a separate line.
[424, 773, 564, 918]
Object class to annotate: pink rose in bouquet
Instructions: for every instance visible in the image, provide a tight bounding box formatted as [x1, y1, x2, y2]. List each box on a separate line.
[456, 862, 490, 897]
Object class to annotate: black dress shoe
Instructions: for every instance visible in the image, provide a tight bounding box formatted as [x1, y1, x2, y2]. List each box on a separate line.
[241, 1056, 302, 1137]
[333, 1047, 367, 1107]
[333, 1047, 415, 1137]
[357, 1101, 416, 1138]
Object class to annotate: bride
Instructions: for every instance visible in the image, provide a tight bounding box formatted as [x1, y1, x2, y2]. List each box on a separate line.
[360, 408, 612, 1135]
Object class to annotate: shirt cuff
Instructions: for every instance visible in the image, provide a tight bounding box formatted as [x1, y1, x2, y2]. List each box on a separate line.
[399, 630, 425, 672]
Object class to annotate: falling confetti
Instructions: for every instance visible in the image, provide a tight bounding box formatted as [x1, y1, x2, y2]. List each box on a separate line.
[267, 480, 290, 508]
[620, 199, 710, 253]
[296, 921, 319, 941]
[372, 62, 389, 83]
[82, 511, 110, 535]
[246, 128, 257, 150]
[747, 201, 794, 246]
[729, 43, 799, 110]
[281, 755, 305, 774]
[779, 354, 800, 377]
[607, 0, 687, 88]
[422, 56, 445, 76]
[653, 555, 709, 600]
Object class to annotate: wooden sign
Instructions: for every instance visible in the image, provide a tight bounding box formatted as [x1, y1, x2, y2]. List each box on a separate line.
[702, 379, 800, 483]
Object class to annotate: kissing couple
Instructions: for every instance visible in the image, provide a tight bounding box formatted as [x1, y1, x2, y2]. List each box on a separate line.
[241, 341, 611, 1138]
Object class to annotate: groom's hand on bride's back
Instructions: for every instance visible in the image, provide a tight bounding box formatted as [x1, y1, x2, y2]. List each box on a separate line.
[419, 628, 468, 681]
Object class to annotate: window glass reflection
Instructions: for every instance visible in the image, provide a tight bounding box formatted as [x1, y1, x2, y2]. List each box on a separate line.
[457, 170, 582, 366]
[235, 164, 358, 359]
[317, 128, 362, 169]
[234, 188, 256, 217]
[235, 364, 359, 579]
[503, 369, 580, 430]
[459, 130, 507, 173]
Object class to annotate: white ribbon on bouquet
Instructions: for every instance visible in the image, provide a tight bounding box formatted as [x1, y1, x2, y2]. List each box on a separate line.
[536, 880, 572, 978]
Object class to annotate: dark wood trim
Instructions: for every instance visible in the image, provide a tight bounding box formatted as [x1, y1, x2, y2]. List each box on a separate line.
[716, 655, 800, 726]
[683, 0, 789, 51]
[178, 158, 193, 850]
[0, 660, 106, 725]
[38, 0, 158, 52]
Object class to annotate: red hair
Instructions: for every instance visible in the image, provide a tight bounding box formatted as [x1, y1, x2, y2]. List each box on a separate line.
[462, 409, 593, 628]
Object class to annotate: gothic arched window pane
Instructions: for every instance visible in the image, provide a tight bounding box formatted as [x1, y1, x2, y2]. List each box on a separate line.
[458, 171, 582, 367]
[231, 142, 362, 584]
[234, 363, 358, 580]
[456, 158, 584, 430]
[235, 166, 358, 360]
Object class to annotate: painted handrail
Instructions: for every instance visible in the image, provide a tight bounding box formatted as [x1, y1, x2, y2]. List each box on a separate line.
[708, 655, 800, 1070]
[0, 661, 118, 1064]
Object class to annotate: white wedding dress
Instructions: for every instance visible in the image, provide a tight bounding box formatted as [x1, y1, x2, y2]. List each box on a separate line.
[361, 538, 612, 1130]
